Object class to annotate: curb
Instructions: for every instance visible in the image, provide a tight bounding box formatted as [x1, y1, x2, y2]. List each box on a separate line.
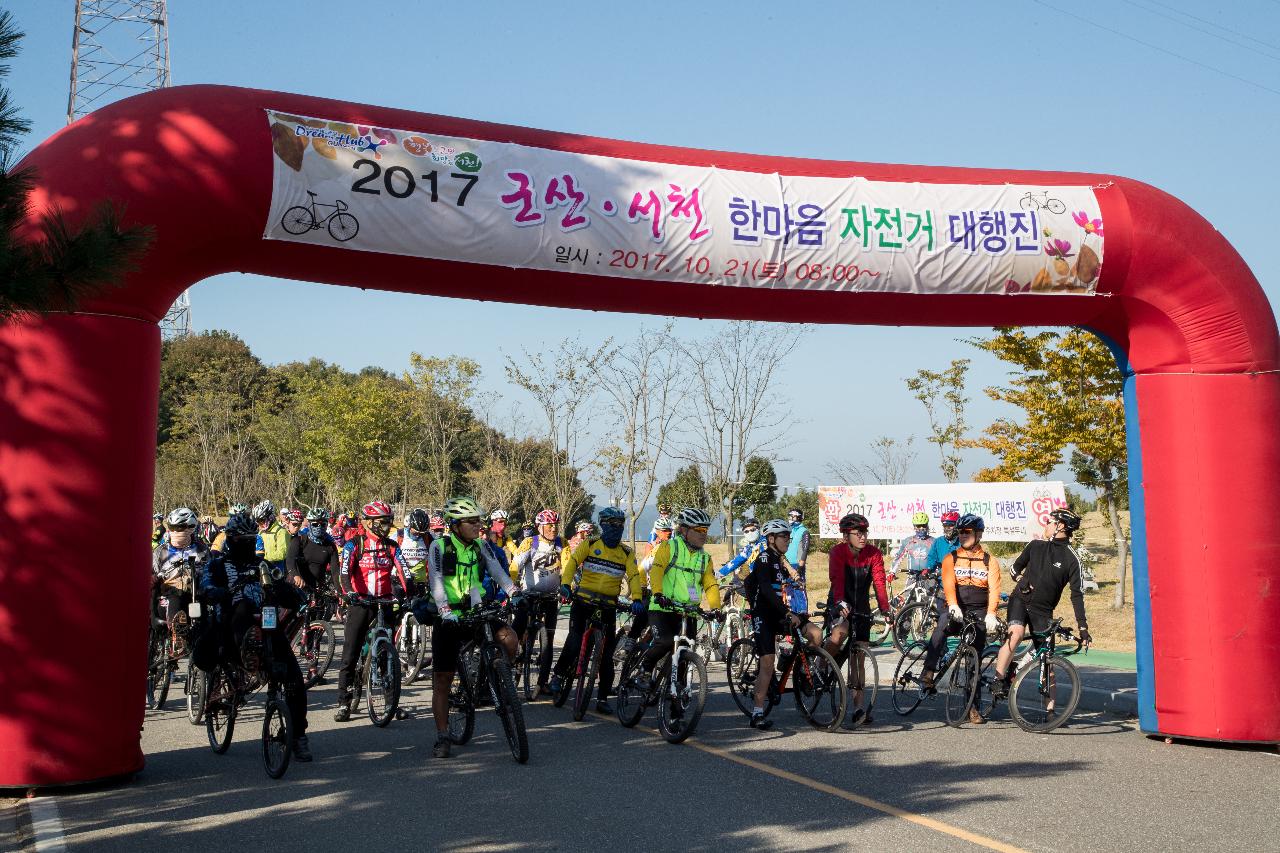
[1078, 685, 1138, 717]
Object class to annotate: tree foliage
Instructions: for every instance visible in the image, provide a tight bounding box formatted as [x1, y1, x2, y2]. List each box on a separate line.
[734, 455, 778, 519]
[905, 358, 969, 482]
[657, 465, 709, 515]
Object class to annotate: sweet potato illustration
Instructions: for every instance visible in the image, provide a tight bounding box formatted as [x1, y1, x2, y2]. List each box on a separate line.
[1074, 244, 1100, 284]
[271, 122, 305, 171]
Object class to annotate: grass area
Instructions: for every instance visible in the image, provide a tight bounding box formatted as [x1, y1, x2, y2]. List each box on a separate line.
[694, 508, 1137, 653]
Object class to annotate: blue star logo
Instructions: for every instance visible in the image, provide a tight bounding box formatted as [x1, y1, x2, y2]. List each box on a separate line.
[357, 136, 387, 155]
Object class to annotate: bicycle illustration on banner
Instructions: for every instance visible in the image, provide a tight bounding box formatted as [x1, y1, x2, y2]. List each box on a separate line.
[279, 191, 360, 242]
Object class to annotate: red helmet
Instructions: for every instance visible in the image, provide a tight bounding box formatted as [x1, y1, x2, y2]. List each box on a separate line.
[941, 511, 960, 524]
[535, 509, 560, 526]
[429, 513, 445, 530]
[282, 509, 304, 524]
[362, 501, 392, 519]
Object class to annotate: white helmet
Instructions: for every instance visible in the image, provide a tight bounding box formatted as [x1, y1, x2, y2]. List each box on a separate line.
[251, 500, 276, 523]
[490, 509, 509, 521]
[677, 507, 712, 528]
[165, 507, 198, 529]
[761, 518, 791, 537]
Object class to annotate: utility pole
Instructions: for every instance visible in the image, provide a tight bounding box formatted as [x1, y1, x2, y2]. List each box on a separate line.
[68, 1, 191, 338]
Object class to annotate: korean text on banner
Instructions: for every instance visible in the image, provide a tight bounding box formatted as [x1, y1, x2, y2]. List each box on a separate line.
[818, 482, 1069, 542]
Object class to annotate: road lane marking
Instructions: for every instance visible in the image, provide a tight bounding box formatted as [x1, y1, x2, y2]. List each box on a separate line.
[588, 711, 1026, 852]
[24, 797, 67, 853]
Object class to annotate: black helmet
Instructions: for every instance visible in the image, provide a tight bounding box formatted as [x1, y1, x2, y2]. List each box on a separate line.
[1049, 508, 1082, 532]
[956, 513, 985, 533]
[839, 513, 869, 533]
[223, 512, 257, 538]
[407, 508, 431, 533]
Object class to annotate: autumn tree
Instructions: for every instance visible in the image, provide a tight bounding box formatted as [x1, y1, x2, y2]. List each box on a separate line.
[962, 328, 1130, 607]
[405, 353, 483, 506]
[905, 358, 969, 482]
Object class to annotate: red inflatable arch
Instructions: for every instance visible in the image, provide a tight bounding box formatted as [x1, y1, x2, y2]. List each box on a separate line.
[2, 85, 1277, 786]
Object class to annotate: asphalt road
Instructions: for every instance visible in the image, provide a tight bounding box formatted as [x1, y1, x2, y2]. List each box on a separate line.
[5, 646, 1278, 853]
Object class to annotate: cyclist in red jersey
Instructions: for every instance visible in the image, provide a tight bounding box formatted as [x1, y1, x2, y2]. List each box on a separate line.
[825, 513, 889, 726]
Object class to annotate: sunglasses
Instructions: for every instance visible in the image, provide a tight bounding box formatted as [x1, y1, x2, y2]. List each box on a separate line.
[959, 527, 977, 534]
[458, 517, 482, 525]
[601, 519, 625, 528]
[689, 525, 710, 533]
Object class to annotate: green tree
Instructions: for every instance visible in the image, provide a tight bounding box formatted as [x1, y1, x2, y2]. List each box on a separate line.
[0, 11, 150, 322]
[905, 358, 970, 482]
[406, 353, 484, 505]
[734, 455, 777, 519]
[657, 465, 709, 516]
[759, 487, 821, 553]
[962, 328, 1130, 607]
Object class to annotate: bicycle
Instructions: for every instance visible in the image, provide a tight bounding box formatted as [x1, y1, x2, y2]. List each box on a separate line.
[726, 611, 847, 731]
[445, 601, 529, 764]
[279, 191, 360, 242]
[289, 588, 336, 689]
[395, 597, 432, 684]
[516, 591, 558, 701]
[613, 600, 709, 743]
[822, 608, 879, 728]
[202, 565, 297, 779]
[346, 594, 403, 727]
[1019, 190, 1067, 214]
[148, 559, 200, 711]
[694, 580, 749, 664]
[890, 611, 990, 726]
[552, 590, 619, 721]
[974, 617, 1083, 732]
[886, 570, 939, 651]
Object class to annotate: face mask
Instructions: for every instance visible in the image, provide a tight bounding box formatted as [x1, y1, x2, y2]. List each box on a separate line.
[600, 524, 624, 548]
[742, 528, 760, 544]
[169, 529, 192, 548]
[944, 527, 958, 542]
[369, 519, 390, 537]
[915, 528, 929, 539]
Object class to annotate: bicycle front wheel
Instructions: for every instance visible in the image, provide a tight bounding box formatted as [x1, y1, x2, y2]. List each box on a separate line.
[295, 621, 335, 688]
[366, 639, 402, 727]
[448, 665, 476, 745]
[490, 656, 530, 764]
[280, 205, 315, 235]
[943, 645, 980, 727]
[893, 601, 935, 653]
[205, 666, 237, 754]
[1009, 655, 1081, 733]
[793, 644, 847, 731]
[186, 660, 206, 725]
[261, 695, 293, 779]
[845, 644, 879, 728]
[399, 615, 425, 684]
[614, 650, 647, 728]
[657, 652, 706, 744]
[725, 638, 760, 719]
[869, 609, 892, 646]
[891, 643, 928, 716]
[328, 211, 359, 242]
[572, 630, 601, 722]
[974, 647, 1002, 721]
[521, 625, 545, 702]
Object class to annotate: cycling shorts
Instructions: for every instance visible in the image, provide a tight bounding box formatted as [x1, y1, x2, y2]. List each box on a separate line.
[751, 614, 783, 656]
[833, 610, 873, 643]
[1005, 594, 1053, 634]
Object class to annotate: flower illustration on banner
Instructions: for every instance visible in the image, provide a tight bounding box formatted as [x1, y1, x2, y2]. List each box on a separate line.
[1072, 210, 1104, 238]
[1044, 238, 1074, 260]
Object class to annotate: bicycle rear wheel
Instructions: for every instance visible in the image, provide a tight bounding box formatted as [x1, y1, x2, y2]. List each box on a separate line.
[893, 601, 935, 653]
[261, 695, 293, 779]
[399, 616, 427, 684]
[1009, 655, 1080, 733]
[725, 638, 760, 719]
[614, 650, 647, 728]
[448, 665, 476, 745]
[943, 645, 980, 727]
[657, 652, 706, 744]
[491, 657, 530, 764]
[845, 643, 879, 727]
[186, 660, 206, 725]
[280, 205, 315, 234]
[793, 644, 847, 731]
[205, 666, 237, 754]
[367, 639, 402, 727]
[974, 647, 1003, 721]
[869, 609, 892, 646]
[891, 643, 928, 716]
[521, 624, 545, 702]
[572, 630, 601, 722]
[295, 621, 335, 688]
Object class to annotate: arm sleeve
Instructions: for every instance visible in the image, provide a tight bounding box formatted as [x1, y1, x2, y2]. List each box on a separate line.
[941, 553, 958, 608]
[702, 559, 721, 609]
[927, 539, 945, 572]
[1068, 556, 1088, 627]
[285, 537, 302, 582]
[338, 541, 354, 596]
[798, 531, 810, 565]
[871, 549, 889, 613]
[648, 541, 672, 598]
[828, 545, 846, 604]
[626, 550, 641, 600]
[326, 542, 340, 587]
[1011, 543, 1032, 581]
[254, 533, 265, 557]
[428, 541, 451, 613]
[987, 556, 1002, 613]
[561, 539, 590, 588]
[391, 541, 413, 592]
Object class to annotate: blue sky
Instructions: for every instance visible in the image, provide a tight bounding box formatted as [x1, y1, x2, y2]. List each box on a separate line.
[10, 1, 1280, 499]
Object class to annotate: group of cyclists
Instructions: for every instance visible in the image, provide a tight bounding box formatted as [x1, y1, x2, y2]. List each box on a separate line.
[150, 493, 1092, 765]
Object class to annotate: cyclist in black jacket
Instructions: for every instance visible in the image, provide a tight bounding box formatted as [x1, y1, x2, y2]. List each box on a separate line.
[992, 508, 1091, 697]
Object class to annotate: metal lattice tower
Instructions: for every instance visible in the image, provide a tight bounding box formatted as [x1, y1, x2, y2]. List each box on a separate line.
[68, 1, 191, 338]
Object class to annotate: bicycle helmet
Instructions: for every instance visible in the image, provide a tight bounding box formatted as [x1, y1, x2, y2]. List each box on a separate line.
[653, 517, 675, 532]
[282, 509, 304, 525]
[429, 513, 445, 530]
[443, 496, 482, 520]
[1049, 507, 1082, 532]
[741, 517, 759, 529]
[305, 507, 328, 524]
[165, 507, 197, 529]
[361, 500, 392, 519]
[956, 513, 985, 533]
[911, 511, 929, 526]
[940, 510, 960, 524]
[656, 503, 672, 515]
[152, 512, 164, 521]
[250, 500, 276, 523]
[598, 506, 626, 524]
[677, 507, 712, 528]
[228, 502, 248, 515]
[223, 512, 257, 538]
[535, 508, 560, 526]
[490, 509, 509, 521]
[787, 508, 803, 521]
[575, 520, 596, 535]
[839, 512, 870, 533]
[761, 518, 791, 537]
[407, 508, 431, 533]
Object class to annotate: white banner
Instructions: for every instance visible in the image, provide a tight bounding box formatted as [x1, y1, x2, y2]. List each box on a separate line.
[264, 112, 1104, 296]
[817, 482, 1070, 542]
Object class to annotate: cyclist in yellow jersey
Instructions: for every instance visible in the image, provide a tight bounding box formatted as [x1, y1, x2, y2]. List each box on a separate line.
[549, 506, 641, 713]
[640, 508, 722, 677]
